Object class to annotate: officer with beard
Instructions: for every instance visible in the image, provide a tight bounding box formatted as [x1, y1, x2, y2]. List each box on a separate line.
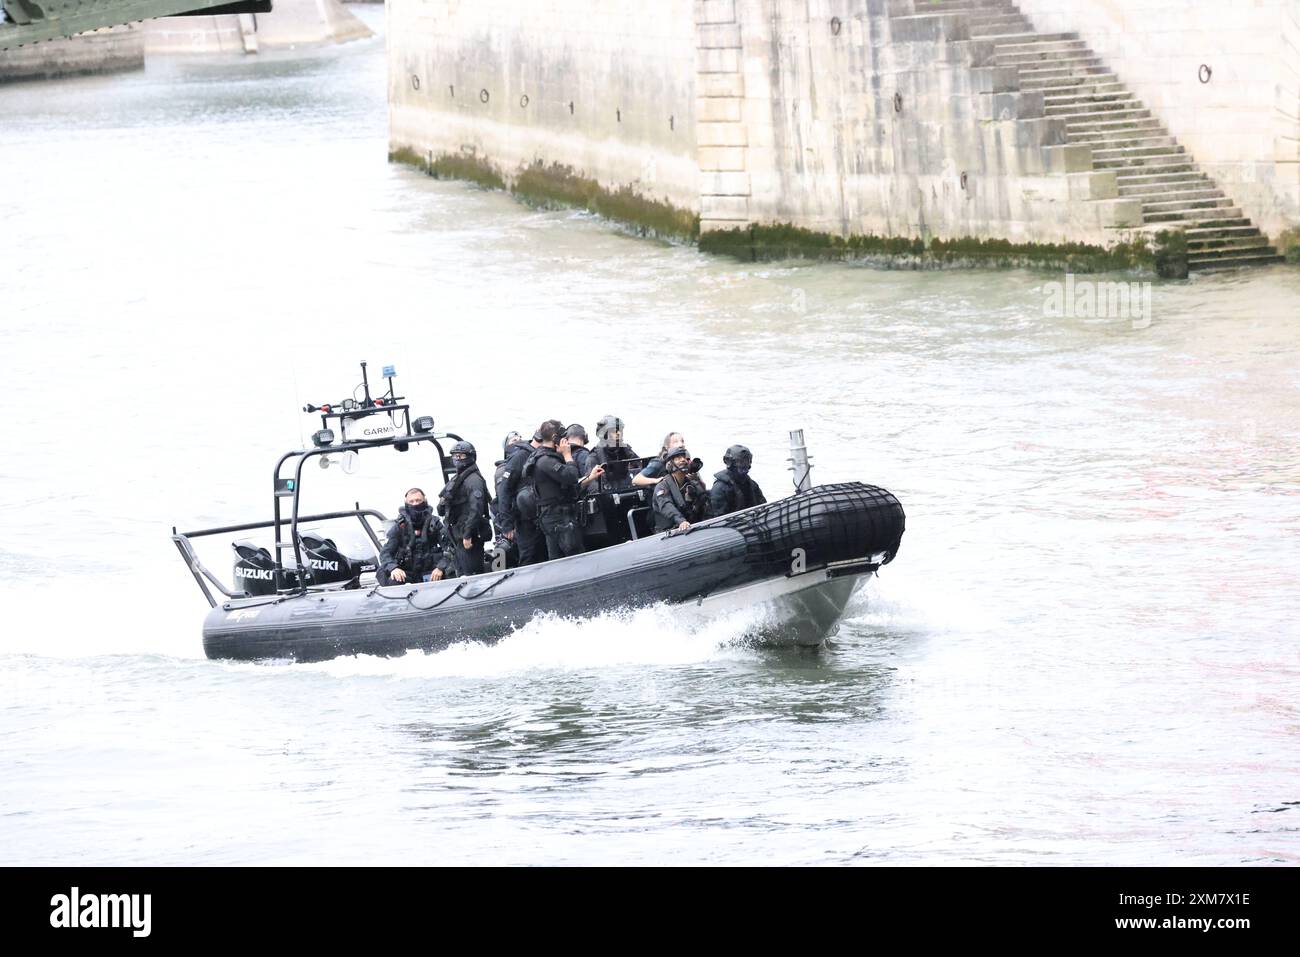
[585, 415, 640, 488]
[378, 487, 453, 585]
[651, 446, 709, 532]
[438, 440, 492, 578]
[707, 444, 767, 517]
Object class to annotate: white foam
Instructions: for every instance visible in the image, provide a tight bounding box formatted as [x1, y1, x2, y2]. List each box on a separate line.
[294, 603, 768, 679]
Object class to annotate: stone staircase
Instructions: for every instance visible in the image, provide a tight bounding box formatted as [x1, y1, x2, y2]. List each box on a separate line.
[922, 0, 1284, 271]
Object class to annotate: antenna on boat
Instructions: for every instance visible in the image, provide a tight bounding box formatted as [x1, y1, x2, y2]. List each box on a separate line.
[359, 361, 374, 407]
[788, 429, 813, 493]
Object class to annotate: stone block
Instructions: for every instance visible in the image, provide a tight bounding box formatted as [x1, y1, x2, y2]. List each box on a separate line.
[1068, 170, 1118, 201]
[889, 13, 970, 44]
[695, 0, 736, 25]
[1093, 198, 1144, 229]
[696, 97, 742, 122]
[697, 23, 742, 48]
[700, 171, 752, 195]
[1043, 143, 1093, 174]
[697, 47, 741, 73]
[698, 72, 745, 97]
[697, 122, 748, 146]
[967, 39, 996, 68]
[970, 65, 1020, 94]
[698, 146, 747, 170]
[701, 194, 751, 219]
[978, 90, 1043, 121]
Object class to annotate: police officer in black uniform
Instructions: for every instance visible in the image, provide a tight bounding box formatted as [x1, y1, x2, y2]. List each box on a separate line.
[585, 415, 640, 488]
[496, 430, 547, 566]
[707, 444, 767, 517]
[378, 487, 453, 585]
[491, 432, 525, 568]
[438, 440, 492, 578]
[651, 446, 709, 532]
[524, 419, 603, 558]
[566, 424, 593, 481]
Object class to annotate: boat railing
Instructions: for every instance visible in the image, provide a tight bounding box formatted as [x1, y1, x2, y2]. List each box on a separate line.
[172, 508, 389, 608]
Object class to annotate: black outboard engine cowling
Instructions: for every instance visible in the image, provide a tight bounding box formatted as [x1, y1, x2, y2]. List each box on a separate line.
[300, 533, 375, 589]
[232, 542, 282, 596]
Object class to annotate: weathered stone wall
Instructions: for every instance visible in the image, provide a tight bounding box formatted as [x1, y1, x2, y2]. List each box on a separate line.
[719, 0, 1132, 245]
[395, 0, 1296, 255]
[1014, 0, 1300, 238]
[388, 0, 700, 229]
[0, 24, 142, 82]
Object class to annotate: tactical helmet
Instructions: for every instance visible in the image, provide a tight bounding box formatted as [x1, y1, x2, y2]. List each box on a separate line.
[664, 445, 691, 472]
[595, 415, 624, 441]
[503, 431, 522, 455]
[723, 444, 753, 472]
[449, 440, 477, 469]
[565, 423, 589, 444]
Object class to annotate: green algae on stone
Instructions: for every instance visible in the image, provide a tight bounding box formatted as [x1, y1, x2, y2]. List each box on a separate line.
[1276, 226, 1300, 264]
[701, 223, 1165, 275]
[388, 147, 507, 190]
[513, 162, 698, 240]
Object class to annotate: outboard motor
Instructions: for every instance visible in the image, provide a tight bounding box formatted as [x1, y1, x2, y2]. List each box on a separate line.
[300, 532, 376, 589]
[232, 541, 281, 596]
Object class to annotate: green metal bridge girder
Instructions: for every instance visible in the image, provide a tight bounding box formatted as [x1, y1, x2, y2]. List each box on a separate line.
[0, 0, 270, 50]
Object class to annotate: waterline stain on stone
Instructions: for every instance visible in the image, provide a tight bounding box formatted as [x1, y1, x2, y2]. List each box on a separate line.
[389, 149, 697, 241]
[700, 223, 1183, 277]
[390, 148, 1202, 277]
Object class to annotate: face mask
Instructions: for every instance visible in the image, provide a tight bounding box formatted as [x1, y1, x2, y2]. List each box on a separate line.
[733, 465, 751, 476]
[453, 457, 470, 471]
[407, 503, 429, 519]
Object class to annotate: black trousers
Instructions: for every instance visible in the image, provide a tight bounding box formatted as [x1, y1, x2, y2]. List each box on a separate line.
[452, 539, 485, 578]
[378, 565, 431, 586]
[515, 517, 549, 566]
[539, 505, 584, 559]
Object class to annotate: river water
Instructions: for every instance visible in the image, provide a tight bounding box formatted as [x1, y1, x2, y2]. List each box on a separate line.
[2, 9, 1297, 866]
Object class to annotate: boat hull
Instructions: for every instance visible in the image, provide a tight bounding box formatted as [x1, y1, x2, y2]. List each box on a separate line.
[202, 482, 904, 662]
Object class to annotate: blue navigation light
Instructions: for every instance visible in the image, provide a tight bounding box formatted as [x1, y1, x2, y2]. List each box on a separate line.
[382, 365, 396, 378]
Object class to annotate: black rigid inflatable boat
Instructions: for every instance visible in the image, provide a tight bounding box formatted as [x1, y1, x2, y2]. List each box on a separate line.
[174, 364, 905, 663]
